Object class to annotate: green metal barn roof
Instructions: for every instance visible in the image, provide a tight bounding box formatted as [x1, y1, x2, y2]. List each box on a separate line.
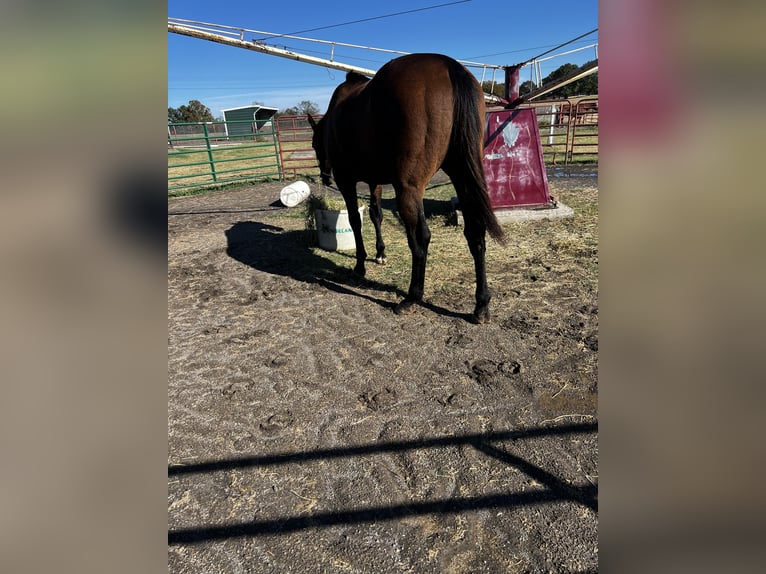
[221, 104, 278, 119]
[221, 105, 278, 137]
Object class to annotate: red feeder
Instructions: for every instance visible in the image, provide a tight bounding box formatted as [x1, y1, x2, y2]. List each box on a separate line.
[483, 66, 554, 210]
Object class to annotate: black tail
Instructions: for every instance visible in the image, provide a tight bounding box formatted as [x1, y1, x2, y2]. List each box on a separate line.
[446, 58, 505, 244]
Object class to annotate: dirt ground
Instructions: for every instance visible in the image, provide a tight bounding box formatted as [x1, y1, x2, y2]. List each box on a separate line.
[168, 169, 598, 573]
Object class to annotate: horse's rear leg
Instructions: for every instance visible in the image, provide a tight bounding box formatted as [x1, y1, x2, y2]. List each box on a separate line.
[338, 184, 368, 277]
[369, 184, 387, 264]
[445, 168, 493, 323]
[394, 188, 430, 314]
[464, 216, 491, 323]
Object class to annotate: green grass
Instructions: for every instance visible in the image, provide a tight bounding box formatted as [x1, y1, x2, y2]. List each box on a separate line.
[266, 180, 598, 305]
[168, 117, 598, 195]
[167, 138, 322, 197]
[540, 124, 599, 165]
[168, 141, 281, 195]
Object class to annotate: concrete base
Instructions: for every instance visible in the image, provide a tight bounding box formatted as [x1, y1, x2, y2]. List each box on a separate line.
[451, 197, 574, 225]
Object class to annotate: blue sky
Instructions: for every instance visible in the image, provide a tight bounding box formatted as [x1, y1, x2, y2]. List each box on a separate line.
[168, 0, 598, 116]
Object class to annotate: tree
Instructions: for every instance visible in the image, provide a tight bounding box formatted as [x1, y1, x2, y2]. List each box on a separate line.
[519, 80, 536, 97]
[281, 100, 320, 116]
[297, 100, 320, 115]
[168, 107, 183, 123]
[481, 81, 505, 99]
[571, 59, 598, 96]
[542, 61, 598, 98]
[167, 99, 214, 123]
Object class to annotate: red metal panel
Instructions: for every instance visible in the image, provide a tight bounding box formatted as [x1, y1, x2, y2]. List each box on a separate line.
[275, 115, 322, 180]
[504, 65, 521, 104]
[483, 108, 552, 209]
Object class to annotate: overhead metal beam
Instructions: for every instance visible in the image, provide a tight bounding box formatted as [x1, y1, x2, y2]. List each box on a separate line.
[168, 23, 377, 77]
[168, 21, 556, 105]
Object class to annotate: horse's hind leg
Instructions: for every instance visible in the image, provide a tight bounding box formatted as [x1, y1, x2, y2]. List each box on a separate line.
[448, 175, 491, 323]
[464, 215, 491, 323]
[338, 183, 368, 277]
[369, 184, 387, 264]
[394, 187, 430, 314]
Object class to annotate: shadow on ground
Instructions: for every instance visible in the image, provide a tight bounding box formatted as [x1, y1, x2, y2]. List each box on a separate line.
[168, 421, 598, 544]
[224, 220, 468, 320]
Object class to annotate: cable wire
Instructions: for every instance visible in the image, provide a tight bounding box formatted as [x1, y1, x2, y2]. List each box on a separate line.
[253, 0, 472, 41]
[520, 28, 598, 66]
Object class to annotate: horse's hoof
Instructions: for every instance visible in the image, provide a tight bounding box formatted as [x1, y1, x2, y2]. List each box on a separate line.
[471, 308, 491, 324]
[353, 265, 366, 277]
[375, 256, 387, 265]
[394, 300, 418, 315]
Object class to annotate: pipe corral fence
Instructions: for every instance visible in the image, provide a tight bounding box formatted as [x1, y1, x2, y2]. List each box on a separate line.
[524, 97, 599, 165]
[168, 118, 282, 194]
[167, 98, 597, 196]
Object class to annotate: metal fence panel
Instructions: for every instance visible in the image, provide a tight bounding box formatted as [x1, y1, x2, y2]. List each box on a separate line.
[168, 101, 597, 196]
[168, 118, 281, 195]
[275, 115, 322, 181]
[515, 97, 598, 165]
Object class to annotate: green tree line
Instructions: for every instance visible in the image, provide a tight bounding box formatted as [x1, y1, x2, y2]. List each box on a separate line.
[167, 99, 214, 123]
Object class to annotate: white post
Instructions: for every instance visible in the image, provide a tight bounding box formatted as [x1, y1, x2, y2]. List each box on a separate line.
[548, 105, 557, 146]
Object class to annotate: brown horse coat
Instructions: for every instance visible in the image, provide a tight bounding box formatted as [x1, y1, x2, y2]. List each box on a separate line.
[309, 53, 503, 323]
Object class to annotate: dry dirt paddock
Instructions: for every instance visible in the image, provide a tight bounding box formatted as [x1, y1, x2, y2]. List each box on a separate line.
[168, 169, 598, 573]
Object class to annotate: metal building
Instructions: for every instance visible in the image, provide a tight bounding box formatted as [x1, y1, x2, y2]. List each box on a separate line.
[221, 105, 279, 138]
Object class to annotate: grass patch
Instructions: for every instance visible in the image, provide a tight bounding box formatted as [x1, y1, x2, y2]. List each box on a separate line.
[540, 124, 599, 165]
[168, 141, 282, 196]
[168, 176, 284, 198]
[168, 137, 322, 196]
[263, 180, 598, 306]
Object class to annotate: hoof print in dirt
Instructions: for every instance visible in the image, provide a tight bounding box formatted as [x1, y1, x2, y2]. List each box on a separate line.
[220, 381, 250, 398]
[468, 359, 522, 388]
[503, 360, 522, 375]
[580, 303, 598, 315]
[269, 356, 289, 368]
[501, 312, 540, 335]
[446, 332, 474, 346]
[359, 388, 398, 411]
[259, 411, 295, 436]
[444, 392, 476, 408]
[583, 333, 598, 351]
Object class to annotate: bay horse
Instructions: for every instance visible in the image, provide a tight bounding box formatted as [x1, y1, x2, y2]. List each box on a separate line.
[308, 53, 504, 323]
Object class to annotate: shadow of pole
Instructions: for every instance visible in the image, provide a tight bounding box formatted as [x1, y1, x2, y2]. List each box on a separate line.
[168, 422, 597, 544]
[168, 487, 594, 544]
[169, 422, 597, 476]
[472, 440, 598, 512]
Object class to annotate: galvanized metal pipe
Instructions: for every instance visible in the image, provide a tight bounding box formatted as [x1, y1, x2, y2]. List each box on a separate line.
[169, 23, 378, 76]
[169, 20, 507, 104]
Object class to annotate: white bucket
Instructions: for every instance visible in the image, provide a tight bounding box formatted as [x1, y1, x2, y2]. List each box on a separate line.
[280, 180, 311, 207]
[315, 206, 365, 251]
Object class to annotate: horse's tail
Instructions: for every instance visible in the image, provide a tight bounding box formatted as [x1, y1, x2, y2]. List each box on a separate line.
[446, 59, 505, 244]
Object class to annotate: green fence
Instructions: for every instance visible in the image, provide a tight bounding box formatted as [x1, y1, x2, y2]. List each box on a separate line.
[168, 100, 598, 196]
[168, 118, 281, 195]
